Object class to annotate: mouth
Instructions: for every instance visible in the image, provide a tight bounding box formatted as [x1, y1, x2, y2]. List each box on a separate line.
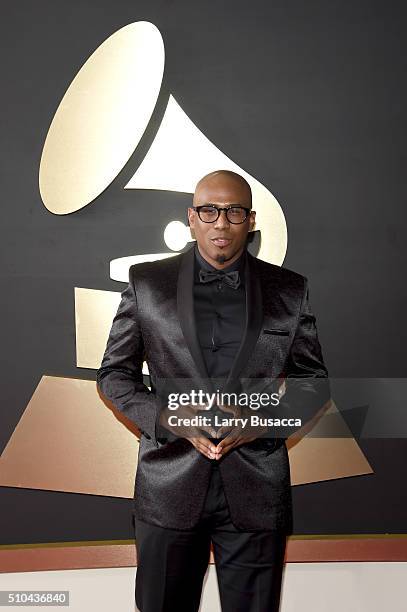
[211, 237, 232, 248]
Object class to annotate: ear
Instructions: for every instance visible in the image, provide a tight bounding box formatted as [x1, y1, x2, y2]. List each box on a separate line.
[249, 210, 256, 231]
[187, 207, 196, 228]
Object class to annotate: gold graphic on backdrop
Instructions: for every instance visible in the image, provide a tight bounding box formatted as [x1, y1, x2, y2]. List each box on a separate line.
[39, 21, 164, 215]
[75, 288, 121, 370]
[75, 287, 149, 375]
[0, 376, 139, 497]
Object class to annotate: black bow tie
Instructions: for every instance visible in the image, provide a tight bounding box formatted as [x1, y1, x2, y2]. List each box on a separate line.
[199, 269, 241, 290]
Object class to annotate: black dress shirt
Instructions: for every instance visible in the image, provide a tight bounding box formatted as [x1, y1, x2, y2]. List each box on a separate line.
[193, 245, 246, 380]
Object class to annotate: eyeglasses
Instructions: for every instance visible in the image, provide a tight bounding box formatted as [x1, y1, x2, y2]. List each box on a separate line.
[192, 205, 252, 224]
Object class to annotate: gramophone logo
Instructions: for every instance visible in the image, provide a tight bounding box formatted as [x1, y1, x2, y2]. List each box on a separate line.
[0, 22, 372, 499]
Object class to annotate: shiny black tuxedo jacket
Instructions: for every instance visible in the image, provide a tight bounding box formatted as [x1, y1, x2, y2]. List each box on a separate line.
[97, 245, 329, 532]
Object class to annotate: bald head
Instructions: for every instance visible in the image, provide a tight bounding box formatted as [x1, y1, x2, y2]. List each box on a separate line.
[193, 170, 252, 207]
[188, 169, 255, 269]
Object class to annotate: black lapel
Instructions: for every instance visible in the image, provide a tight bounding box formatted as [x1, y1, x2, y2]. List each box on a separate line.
[225, 251, 264, 388]
[177, 245, 210, 380]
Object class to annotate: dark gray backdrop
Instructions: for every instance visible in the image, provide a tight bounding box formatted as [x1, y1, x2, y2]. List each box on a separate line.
[1, 0, 406, 544]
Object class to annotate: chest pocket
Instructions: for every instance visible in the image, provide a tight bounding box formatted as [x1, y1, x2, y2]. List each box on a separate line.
[263, 328, 290, 337]
[241, 327, 292, 378]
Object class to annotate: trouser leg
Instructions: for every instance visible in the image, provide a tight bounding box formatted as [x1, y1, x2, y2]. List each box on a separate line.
[208, 466, 287, 612]
[134, 518, 211, 612]
[211, 527, 287, 612]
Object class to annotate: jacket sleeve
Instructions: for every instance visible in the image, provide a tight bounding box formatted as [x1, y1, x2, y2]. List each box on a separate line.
[266, 277, 331, 439]
[96, 266, 162, 447]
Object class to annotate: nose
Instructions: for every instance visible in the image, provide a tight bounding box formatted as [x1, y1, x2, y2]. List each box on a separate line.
[214, 209, 230, 229]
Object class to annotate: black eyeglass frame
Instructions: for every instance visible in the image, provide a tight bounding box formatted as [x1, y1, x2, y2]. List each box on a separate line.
[192, 204, 252, 224]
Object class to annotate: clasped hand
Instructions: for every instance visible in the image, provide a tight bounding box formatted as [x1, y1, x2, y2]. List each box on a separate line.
[159, 403, 268, 461]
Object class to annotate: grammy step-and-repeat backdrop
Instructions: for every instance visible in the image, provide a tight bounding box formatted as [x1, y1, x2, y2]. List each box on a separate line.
[1, 0, 406, 547]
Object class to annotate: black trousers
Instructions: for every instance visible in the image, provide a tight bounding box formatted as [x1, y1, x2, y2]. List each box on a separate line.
[134, 463, 287, 612]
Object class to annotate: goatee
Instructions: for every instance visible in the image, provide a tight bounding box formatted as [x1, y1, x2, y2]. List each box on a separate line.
[215, 254, 227, 264]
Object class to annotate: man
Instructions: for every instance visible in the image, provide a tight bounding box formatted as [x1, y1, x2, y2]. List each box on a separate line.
[97, 170, 329, 612]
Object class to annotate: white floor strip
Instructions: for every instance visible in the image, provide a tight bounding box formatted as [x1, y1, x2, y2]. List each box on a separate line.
[0, 562, 405, 612]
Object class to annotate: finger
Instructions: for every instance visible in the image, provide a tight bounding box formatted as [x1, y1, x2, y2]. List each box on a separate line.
[196, 444, 215, 459]
[199, 442, 221, 460]
[194, 436, 218, 455]
[217, 433, 240, 454]
[188, 439, 212, 459]
[196, 436, 223, 459]
[218, 438, 239, 455]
